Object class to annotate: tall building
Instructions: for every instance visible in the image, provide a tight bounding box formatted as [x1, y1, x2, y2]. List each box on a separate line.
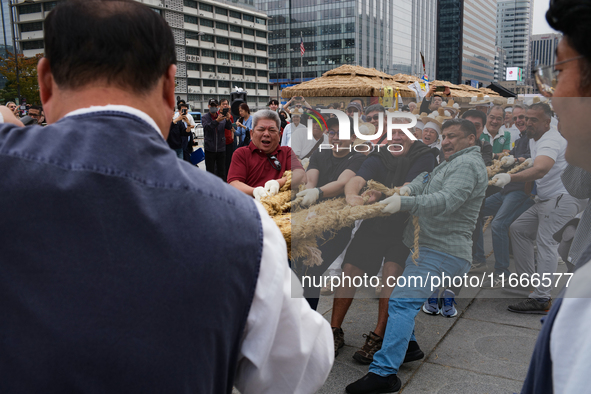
[530, 33, 561, 69]
[494, 46, 507, 82]
[436, 0, 496, 85]
[8, 0, 269, 112]
[0, 0, 14, 55]
[496, 0, 534, 77]
[256, 0, 437, 95]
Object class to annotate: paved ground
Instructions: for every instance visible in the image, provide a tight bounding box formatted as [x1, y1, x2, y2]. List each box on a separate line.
[316, 231, 568, 394]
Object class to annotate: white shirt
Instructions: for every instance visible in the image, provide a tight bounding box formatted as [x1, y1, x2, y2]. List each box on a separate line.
[66, 105, 335, 393]
[551, 260, 591, 394]
[291, 128, 328, 160]
[174, 111, 196, 129]
[530, 128, 568, 200]
[281, 123, 305, 147]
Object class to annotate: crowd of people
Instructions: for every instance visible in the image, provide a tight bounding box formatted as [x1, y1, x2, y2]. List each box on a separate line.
[2, 0, 591, 393]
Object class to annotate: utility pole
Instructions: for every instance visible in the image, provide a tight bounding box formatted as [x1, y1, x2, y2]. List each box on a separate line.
[9, 0, 20, 104]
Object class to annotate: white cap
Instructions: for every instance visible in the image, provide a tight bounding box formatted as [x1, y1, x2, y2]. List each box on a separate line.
[424, 122, 441, 134]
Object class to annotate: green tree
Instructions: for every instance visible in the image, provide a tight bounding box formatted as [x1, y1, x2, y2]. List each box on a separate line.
[0, 52, 43, 105]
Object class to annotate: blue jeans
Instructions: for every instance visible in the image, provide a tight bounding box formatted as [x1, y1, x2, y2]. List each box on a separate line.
[473, 217, 485, 264]
[174, 148, 183, 159]
[369, 247, 471, 376]
[482, 191, 534, 276]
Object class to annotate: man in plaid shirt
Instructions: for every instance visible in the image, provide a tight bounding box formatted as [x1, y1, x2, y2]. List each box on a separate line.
[346, 118, 488, 394]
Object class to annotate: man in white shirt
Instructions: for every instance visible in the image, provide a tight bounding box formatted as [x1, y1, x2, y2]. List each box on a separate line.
[281, 110, 305, 147]
[493, 103, 587, 313]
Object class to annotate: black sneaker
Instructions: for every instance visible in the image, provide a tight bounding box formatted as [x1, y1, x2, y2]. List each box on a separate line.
[346, 372, 401, 394]
[353, 331, 383, 364]
[403, 340, 424, 363]
[507, 298, 551, 314]
[333, 327, 345, 357]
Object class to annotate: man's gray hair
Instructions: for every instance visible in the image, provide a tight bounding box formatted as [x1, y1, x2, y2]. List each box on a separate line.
[252, 109, 280, 130]
[487, 105, 505, 117]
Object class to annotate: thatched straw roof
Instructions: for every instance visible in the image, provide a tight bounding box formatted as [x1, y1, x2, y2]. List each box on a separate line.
[281, 65, 500, 100]
[282, 71, 416, 98]
[322, 65, 391, 79]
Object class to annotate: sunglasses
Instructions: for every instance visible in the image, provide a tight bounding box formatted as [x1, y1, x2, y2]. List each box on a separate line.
[513, 114, 525, 121]
[267, 155, 282, 171]
[346, 108, 359, 114]
[368, 114, 382, 121]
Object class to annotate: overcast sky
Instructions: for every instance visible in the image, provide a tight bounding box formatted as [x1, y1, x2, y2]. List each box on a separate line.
[532, 0, 555, 35]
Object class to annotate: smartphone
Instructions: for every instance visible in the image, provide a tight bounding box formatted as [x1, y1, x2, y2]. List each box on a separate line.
[182, 108, 187, 115]
[222, 108, 229, 116]
[435, 86, 446, 93]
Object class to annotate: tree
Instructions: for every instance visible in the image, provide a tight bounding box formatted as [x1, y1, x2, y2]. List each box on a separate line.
[0, 52, 43, 105]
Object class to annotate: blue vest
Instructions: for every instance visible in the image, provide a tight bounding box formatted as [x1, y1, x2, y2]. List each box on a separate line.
[0, 111, 263, 393]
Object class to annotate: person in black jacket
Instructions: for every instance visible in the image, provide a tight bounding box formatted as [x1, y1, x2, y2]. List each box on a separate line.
[202, 98, 231, 179]
[167, 110, 191, 159]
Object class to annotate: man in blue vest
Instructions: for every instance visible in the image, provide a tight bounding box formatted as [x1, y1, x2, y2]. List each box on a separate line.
[0, 1, 333, 393]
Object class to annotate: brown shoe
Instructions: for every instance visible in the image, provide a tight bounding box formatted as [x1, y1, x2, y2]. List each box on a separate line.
[333, 327, 345, 357]
[352, 331, 383, 364]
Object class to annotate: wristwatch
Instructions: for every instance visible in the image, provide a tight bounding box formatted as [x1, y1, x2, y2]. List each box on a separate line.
[317, 188, 324, 200]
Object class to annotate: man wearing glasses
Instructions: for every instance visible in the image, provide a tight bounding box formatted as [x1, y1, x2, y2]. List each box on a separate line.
[228, 109, 305, 200]
[522, 1, 591, 391]
[28, 105, 45, 126]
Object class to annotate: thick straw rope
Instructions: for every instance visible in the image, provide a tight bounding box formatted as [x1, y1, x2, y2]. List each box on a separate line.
[487, 156, 530, 186]
[482, 215, 494, 233]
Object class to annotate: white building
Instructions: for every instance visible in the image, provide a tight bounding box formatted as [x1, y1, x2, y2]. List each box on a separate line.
[10, 0, 270, 112]
[531, 33, 562, 69]
[496, 0, 534, 78]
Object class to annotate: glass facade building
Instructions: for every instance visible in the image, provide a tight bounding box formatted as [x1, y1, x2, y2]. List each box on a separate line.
[496, 0, 533, 78]
[256, 0, 437, 88]
[437, 0, 496, 85]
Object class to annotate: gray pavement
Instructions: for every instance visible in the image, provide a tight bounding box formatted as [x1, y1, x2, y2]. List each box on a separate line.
[316, 230, 567, 393]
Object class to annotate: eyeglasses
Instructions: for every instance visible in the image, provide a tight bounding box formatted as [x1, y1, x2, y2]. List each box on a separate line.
[368, 114, 382, 121]
[328, 131, 337, 137]
[513, 114, 525, 121]
[534, 55, 584, 97]
[346, 108, 359, 114]
[267, 155, 282, 171]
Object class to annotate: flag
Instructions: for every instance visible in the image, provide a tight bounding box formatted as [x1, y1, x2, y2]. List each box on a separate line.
[300, 34, 305, 56]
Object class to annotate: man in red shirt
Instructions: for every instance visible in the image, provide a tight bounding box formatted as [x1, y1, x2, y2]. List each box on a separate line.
[228, 110, 306, 200]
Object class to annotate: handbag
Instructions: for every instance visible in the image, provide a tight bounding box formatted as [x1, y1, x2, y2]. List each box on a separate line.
[190, 147, 205, 165]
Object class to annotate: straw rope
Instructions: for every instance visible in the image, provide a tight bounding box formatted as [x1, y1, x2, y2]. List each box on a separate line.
[482, 216, 494, 233]
[487, 156, 531, 186]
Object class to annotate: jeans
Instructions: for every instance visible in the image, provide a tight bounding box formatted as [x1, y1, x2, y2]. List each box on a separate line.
[173, 148, 183, 159]
[481, 191, 534, 276]
[473, 217, 485, 264]
[369, 247, 471, 376]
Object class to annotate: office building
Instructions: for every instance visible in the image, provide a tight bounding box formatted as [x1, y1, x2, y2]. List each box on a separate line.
[436, 0, 496, 85]
[496, 0, 534, 77]
[8, 0, 269, 112]
[530, 33, 561, 69]
[256, 0, 437, 96]
[494, 46, 507, 82]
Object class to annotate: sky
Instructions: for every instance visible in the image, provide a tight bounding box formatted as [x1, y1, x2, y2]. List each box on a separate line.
[532, 0, 556, 35]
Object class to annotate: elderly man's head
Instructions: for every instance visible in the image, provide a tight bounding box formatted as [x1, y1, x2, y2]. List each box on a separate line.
[440, 119, 477, 160]
[389, 117, 415, 157]
[251, 110, 281, 154]
[512, 105, 527, 133]
[486, 105, 505, 135]
[545, 0, 591, 171]
[38, 0, 177, 132]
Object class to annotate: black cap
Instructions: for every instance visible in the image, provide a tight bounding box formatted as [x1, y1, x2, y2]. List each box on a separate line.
[208, 98, 219, 106]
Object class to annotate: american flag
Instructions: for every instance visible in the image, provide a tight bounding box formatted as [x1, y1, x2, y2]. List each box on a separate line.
[300, 34, 305, 56]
